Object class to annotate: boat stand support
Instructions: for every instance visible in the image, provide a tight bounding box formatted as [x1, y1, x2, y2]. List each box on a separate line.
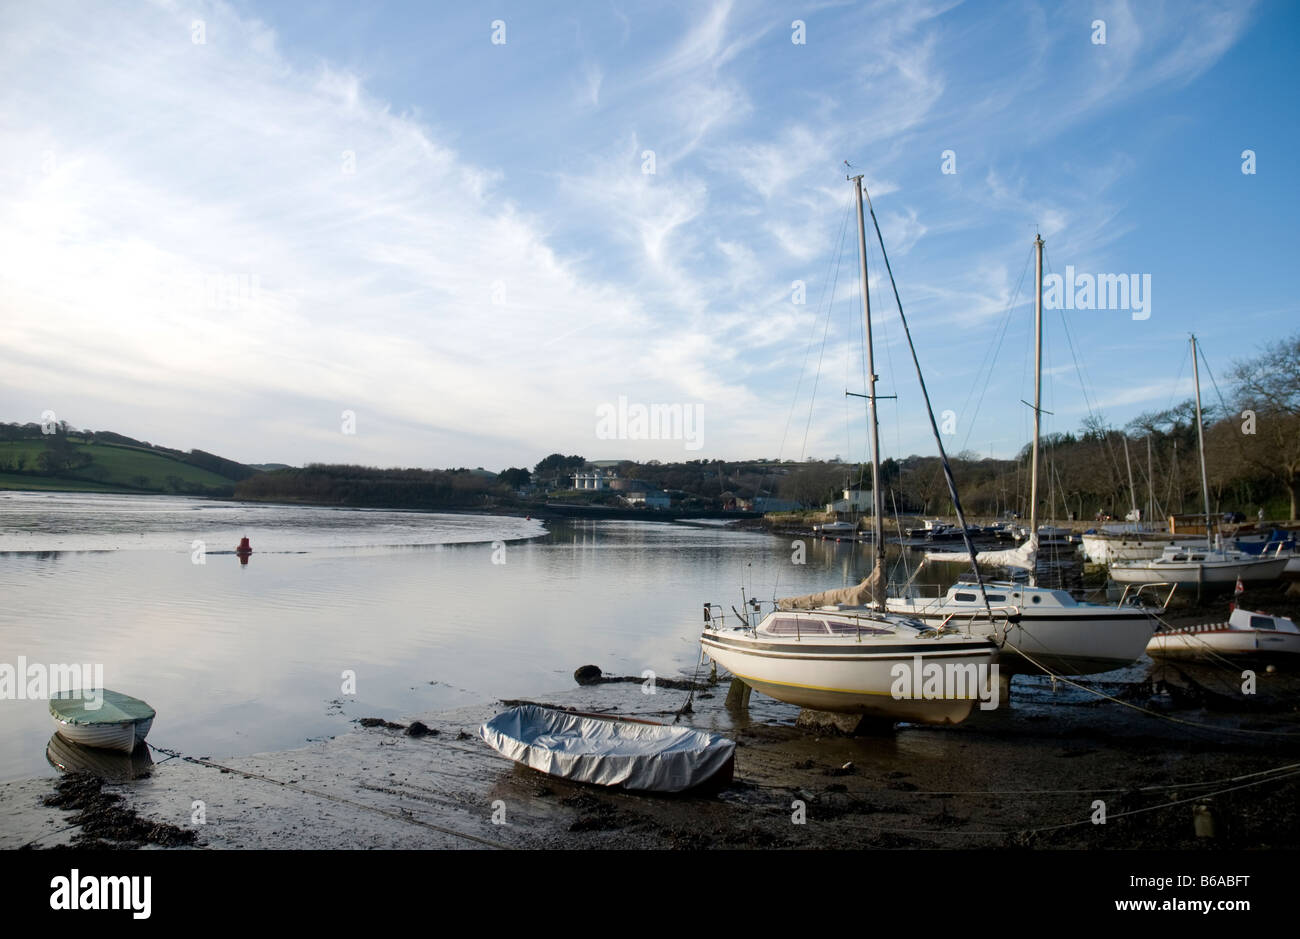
[724, 677, 752, 710]
[796, 709, 896, 736]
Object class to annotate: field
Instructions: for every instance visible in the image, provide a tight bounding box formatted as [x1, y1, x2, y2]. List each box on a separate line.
[0, 439, 238, 493]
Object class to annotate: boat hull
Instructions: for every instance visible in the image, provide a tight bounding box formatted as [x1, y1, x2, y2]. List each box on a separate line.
[1109, 557, 1288, 586]
[700, 633, 997, 723]
[51, 716, 152, 754]
[1081, 534, 1202, 564]
[883, 603, 1155, 675]
[1147, 626, 1300, 660]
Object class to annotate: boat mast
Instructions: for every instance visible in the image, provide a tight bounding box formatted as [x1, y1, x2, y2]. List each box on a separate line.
[1146, 436, 1155, 529]
[1123, 435, 1137, 525]
[1029, 233, 1044, 587]
[850, 175, 886, 583]
[1190, 334, 1213, 548]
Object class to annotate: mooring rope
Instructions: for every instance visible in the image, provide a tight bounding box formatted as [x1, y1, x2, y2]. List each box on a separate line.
[145, 743, 510, 849]
[1000, 642, 1300, 737]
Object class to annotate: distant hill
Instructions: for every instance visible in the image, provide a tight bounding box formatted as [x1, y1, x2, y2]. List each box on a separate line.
[0, 422, 258, 496]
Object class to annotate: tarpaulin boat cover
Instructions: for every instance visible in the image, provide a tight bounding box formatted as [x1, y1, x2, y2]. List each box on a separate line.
[48, 689, 155, 726]
[479, 705, 735, 792]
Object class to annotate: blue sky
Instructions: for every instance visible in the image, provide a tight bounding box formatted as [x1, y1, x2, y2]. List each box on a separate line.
[1, 0, 1295, 470]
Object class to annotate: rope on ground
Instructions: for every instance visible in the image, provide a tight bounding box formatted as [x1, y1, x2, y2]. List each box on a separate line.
[1020, 765, 1300, 837]
[146, 742, 510, 849]
[1002, 641, 1300, 737]
[742, 758, 1300, 798]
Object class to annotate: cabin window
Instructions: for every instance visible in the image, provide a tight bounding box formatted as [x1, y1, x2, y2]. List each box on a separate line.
[986, 595, 1006, 602]
[765, 616, 828, 636]
[954, 592, 977, 602]
[1031, 595, 1041, 604]
[825, 619, 890, 636]
[1250, 616, 1274, 631]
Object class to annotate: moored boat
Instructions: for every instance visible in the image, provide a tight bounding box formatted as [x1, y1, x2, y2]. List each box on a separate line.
[886, 580, 1165, 675]
[48, 688, 155, 754]
[478, 704, 735, 793]
[1108, 544, 1289, 587]
[1147, 607, 1300, 661]
[701, 603, 998, 723]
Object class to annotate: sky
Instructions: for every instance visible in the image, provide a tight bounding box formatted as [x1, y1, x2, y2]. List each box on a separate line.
[1, 0, 1296, 472]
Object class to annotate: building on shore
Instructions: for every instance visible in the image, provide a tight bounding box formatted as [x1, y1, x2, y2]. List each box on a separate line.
[826, 488, 873, 514]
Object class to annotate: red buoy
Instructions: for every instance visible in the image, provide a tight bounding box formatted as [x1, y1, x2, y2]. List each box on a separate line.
[236, 537, 252, 555]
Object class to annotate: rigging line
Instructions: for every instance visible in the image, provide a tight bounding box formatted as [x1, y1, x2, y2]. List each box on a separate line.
[1046, 248, 1127, 509]
[860, 185, 993, 611]
[1165, 343, 1191, 415]
[1198, 344, 1233, 421]
[958, 245, 1033, 454]
[799, 203, 853, 461]
[774, 193, 853, 465]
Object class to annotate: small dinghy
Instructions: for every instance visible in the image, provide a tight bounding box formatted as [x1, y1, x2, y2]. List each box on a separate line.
[479, 704, 735, 793]
[49, 689, 155, 754]
[1147, 607, 1300, 661]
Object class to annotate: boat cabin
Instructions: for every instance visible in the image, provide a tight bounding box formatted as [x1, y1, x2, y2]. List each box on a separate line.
[1229, 608, 1300, 634]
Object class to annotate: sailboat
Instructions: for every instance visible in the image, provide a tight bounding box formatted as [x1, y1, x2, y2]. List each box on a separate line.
[884, 235, 1163, 675]
[1080, 436, 1202, 564]
[1109, 336, 1290, 589]
[698, 174, 998, 725]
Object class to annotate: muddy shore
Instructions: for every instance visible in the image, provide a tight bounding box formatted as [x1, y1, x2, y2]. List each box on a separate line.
[5, 629, 1299, 850]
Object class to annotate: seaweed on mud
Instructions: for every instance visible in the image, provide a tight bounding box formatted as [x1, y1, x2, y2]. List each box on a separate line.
[39, 773, 197, 849]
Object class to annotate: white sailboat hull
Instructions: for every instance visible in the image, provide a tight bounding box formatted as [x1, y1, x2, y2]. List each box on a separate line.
[700, 631, 997, 723]
[1109, 556, 1288, 586]
[884, 599, 1155, 675]
[1081, 534, 1203, 565]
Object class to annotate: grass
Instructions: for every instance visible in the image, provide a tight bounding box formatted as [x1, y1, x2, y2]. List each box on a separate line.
[0, 440, 236, 493]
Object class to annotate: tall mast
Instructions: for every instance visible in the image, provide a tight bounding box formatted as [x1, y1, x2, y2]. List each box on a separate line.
[1029, 233, 1044, 586]
[1123, 435, 1137, 524]
[1190, 334, 1213, 548]
[1146, 435, 1155, 529]
[850, 175, 885, 578]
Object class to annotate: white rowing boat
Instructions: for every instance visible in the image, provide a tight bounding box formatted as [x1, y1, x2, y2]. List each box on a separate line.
[49, 688, 155, 754]
[479, 704, 736, 793]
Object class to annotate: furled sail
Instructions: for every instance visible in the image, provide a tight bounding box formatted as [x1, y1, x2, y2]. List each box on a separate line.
[923, 533, 1038, 571]
[778, 564, 884, 610]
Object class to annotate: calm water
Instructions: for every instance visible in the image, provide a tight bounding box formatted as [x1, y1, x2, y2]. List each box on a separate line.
[1, 492, 945, 780]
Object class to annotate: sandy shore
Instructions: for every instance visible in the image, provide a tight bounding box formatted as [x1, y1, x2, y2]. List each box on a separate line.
[5, 650, 1300, 850]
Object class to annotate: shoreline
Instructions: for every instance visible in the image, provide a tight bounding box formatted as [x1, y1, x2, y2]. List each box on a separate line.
[6, 664, 1300, 850]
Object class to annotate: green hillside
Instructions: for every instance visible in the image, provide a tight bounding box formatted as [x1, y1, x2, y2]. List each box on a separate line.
[0, 433, 250, 495]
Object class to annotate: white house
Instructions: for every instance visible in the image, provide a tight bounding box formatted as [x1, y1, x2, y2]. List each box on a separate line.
[571, 469, 617, 490]
[625, 489, 671, 509]
[826, 488, 873, 513]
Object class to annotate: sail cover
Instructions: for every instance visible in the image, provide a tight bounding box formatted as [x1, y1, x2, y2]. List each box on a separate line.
[923, 533, 1038, 571]
[777, 563, 885, 610]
